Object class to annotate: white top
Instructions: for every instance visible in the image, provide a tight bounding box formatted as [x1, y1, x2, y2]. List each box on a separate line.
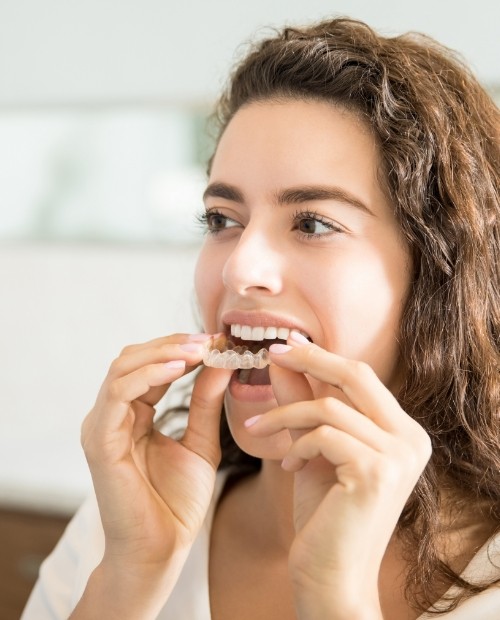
[22, 472, 500, 619]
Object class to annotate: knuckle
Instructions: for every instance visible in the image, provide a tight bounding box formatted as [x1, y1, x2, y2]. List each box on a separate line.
[189, 390, 212, 414]
[316, 424, 335, 442]
[159, 342, 176, 357]
[303, 343, 321, 367]
[108, 355, 126, 377]
[80, 417, 97, 461]
[416, 430, 433, 463]
[321, 397, 341, 421]
[119, 343, 136, 356]
[405, 421, 433, 463]
[393, 442, 418, 471]
[80, 417, 90, 447]
[369, 456, 398, 489]
[169, 332, 184, 341]
[107, 377, 123, 401]
[391, 436, 431, 480]
[346, 359, 374, 381]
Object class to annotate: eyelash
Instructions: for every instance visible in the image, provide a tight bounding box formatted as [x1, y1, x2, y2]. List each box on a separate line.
[196, 208, 344, 239]
[290, 209, 344, 239]
[196, 209, 230, 235]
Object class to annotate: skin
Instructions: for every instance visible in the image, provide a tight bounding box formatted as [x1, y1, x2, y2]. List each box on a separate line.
[195, 99, 412, 457]
[72, 100, 432, 620]
[197, 100, 431, 619]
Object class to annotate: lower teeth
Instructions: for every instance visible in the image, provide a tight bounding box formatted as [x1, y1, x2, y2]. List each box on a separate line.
[237, 368, 252, 383]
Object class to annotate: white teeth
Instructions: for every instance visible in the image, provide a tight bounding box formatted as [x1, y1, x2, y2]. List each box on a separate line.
[277, 327, 290, 340]
[240, 325, 253, 340]
[229, 323, 308, 342]
[263, 326, 277, 339]
[251, 326, 265, 341]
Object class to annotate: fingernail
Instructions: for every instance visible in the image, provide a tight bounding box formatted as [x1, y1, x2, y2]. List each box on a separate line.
[269, 343, 293, 354]
[165, 360, 186, 369]
[244, 415, 262, 428]
[179, 343, 203, 352]
[289, 331, 310, 345]
[187, 333, 212, 342]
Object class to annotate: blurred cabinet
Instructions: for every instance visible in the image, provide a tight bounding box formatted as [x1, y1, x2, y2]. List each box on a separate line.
[0, 507, 71, 619]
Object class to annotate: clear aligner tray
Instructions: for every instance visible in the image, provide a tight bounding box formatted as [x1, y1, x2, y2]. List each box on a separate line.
[202, 336, 270, 369]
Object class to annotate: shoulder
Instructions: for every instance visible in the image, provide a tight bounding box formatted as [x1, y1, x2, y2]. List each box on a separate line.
[420, 534, 500, 619]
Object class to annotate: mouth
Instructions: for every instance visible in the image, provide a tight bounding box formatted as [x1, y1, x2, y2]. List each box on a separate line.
[203, 321, 312, 386]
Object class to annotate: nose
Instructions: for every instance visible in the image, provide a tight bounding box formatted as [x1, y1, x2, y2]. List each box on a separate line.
[222, 224, 284, 296]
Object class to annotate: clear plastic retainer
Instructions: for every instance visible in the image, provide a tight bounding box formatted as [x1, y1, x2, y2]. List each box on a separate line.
[202, 339, 270, 369]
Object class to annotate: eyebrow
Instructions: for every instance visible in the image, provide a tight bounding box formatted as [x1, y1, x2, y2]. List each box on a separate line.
[203, 182, 374, 216]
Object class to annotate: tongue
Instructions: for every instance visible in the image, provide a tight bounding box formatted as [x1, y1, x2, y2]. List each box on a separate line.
[239, 366, 271, 385]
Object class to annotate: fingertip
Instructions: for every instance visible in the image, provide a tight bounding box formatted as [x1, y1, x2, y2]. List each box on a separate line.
[269, 343, 293, 355]
[187, 333, 213, 343]
[164, 360, 186, 369]
[244, 414, 262, 429]
[281, 454, 304, 472]
[288, 330, 311, 346]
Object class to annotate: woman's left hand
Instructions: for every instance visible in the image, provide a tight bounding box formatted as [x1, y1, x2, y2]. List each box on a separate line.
[244, 336, 432, 620]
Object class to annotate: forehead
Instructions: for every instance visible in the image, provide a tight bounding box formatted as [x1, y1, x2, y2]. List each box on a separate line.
[209, 99, 389, 215]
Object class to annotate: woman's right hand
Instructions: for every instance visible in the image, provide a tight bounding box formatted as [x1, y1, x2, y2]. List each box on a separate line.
[74, 333, 231, 617]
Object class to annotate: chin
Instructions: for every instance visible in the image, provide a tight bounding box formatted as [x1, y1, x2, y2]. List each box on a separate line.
[233, 431, 292, 461]
[223, 393, 292, 460]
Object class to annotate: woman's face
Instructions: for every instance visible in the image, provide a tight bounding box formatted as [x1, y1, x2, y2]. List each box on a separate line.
[195, 99, 411, 458]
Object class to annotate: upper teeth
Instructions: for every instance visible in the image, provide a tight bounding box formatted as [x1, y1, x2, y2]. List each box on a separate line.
[230, 324, 308, 341]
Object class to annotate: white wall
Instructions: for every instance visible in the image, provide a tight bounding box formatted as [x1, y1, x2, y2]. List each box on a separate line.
[0, 243, 200, 512]
[0, 0, 498, 107]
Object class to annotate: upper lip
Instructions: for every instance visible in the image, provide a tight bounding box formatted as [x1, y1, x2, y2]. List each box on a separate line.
[220, 309, 311, 338]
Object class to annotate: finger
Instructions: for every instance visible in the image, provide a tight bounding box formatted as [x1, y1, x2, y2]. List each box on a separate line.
[269, 364, 314, 406]
[281, 425, 377, 480]
[100, 361, 187, 430]
[108, 339, 209, 380]
[245, 397, 390, 453]
[182, 366, 233, 468]
[130, 400, 156, 442]
[115, 332, 213, 357]
[269, 340, 407, 433]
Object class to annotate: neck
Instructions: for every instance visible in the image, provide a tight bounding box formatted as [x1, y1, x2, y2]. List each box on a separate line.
[226, 459, 296, 555]
[258, 459, 297, 550]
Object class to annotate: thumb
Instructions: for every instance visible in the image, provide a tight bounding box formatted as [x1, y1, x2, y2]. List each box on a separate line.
[182, 366, 232, 467]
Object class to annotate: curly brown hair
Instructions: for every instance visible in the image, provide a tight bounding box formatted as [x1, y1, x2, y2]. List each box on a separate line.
[206, 16, 500, 614]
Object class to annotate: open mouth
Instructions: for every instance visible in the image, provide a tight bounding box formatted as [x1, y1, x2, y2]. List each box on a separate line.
[203, 323, 311, 385]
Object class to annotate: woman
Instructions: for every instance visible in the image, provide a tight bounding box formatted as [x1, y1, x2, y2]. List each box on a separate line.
[23, 17, 500, 619]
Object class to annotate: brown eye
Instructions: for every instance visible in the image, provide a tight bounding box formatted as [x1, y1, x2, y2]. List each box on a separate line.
[198, 209, 241, 235]
[207, 213, 228, 230]
[293, 211, 340, 237]
[298, 218, 319, 234]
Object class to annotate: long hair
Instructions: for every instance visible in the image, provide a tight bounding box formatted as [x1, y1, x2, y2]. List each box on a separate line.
[206, 17, 500, 613]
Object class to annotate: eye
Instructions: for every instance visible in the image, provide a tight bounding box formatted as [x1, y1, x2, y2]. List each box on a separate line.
[196, 209, 240, 234]
[292, 210, 344, 238]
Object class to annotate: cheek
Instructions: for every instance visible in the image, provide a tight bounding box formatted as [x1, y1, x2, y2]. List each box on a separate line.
[194, 246, 223, 330]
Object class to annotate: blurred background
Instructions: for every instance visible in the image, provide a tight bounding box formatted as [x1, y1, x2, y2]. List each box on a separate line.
[0, 0, 499, 616]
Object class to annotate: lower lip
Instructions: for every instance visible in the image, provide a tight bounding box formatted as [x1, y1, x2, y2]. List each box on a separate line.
[228, 371, 276, 402]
